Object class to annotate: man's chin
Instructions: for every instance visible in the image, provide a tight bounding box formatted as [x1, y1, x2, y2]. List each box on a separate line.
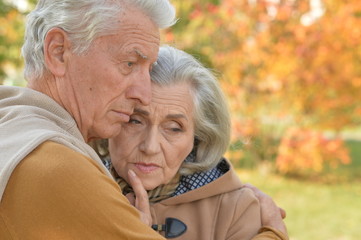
[96, 125, 122, 140]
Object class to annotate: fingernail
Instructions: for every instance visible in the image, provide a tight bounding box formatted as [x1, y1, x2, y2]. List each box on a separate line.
[128, 169, 136, 177]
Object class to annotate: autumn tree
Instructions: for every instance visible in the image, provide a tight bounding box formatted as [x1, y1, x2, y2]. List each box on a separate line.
[165, 0, 360, 175]
[0, 0, 25, 85]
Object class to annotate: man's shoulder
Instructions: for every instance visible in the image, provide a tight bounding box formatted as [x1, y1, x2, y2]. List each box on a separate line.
[29, 140, 90, 162]
[34, 140, 80, 154]
[6, 140, 116, 206]
[32, 141, 85, 157]
[22, 140, 106, 178]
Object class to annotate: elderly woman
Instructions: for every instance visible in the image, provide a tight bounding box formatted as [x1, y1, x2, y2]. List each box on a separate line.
[94, 46, 288, 240]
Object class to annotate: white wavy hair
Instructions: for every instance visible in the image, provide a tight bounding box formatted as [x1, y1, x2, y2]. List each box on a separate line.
[151, 46, 231, 175]
[21, 0, 176, 80]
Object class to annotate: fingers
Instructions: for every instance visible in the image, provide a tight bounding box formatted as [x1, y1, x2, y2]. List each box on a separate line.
[243, 183, 288, 235]
[128, 170, 149, 212]
[243, 183, 267, 199]
[244, 183, 286, 219]
[125, 192, 135, 206]
[127, 169, 152, 226]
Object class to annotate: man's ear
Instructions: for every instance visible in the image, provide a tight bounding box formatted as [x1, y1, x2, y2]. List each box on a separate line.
[44, 28, 71, 77]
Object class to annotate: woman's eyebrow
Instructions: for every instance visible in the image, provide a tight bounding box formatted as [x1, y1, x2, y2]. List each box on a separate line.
[166, 113, 187, 120]
[134, 108, 149, 116]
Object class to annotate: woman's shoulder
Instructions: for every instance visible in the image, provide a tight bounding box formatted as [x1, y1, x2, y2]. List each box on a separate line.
[220, 184, 259, 209]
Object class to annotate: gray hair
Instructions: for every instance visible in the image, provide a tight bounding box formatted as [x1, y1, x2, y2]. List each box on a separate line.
[21, 0, 176, 80]
[151, 46, 231, 175]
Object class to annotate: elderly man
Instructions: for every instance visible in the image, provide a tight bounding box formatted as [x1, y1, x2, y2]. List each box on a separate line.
[0, 0, 175, 239]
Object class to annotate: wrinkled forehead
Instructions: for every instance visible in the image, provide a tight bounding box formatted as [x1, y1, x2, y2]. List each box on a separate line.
[135, 82, 194, 120]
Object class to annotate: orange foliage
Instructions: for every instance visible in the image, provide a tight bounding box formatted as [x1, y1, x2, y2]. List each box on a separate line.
[0, 6, 25, 82]
[169, 0, 361, 128]
[276, 128, 351, 174]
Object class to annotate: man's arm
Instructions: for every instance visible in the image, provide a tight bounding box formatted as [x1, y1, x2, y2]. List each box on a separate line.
[0, 141, 164, 239]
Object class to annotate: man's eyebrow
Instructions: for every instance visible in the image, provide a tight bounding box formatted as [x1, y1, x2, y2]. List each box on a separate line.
[134, 108, 149, 116]
[134, 49, 148, 59]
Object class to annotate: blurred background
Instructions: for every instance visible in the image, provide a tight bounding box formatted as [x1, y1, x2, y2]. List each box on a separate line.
[1, 0, 360, 239]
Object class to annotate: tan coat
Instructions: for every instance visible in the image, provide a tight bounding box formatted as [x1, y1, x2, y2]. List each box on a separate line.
[150, 161, 262, 240]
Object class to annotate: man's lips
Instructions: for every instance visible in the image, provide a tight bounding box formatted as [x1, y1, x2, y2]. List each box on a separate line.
[113, 110, 131, 122]
[134, 163, 160, 173]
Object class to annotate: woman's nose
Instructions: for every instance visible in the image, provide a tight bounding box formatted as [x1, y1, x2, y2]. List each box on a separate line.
[139, 127, 161, 155]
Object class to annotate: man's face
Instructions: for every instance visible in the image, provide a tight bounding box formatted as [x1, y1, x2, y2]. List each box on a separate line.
[59, 7, 160, 141]
[109, 82, 195, 190]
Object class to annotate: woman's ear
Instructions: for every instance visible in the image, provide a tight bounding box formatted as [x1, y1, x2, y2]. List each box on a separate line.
[43, 27, 70, 77]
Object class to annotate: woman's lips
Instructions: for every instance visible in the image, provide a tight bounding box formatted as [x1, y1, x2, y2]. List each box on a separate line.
[134, 163, 159, 173]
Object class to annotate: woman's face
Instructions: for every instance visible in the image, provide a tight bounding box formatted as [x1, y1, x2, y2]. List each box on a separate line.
[109, 81, 195, 190]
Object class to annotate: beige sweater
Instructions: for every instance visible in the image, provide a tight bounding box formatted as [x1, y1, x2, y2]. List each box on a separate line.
[0, 86, 112, 201]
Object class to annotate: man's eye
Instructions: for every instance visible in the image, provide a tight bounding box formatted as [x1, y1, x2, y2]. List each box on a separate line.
[119, 61, 136, 75]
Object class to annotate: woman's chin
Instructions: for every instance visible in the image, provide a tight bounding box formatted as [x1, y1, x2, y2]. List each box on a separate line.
[142, 182, 160, 191]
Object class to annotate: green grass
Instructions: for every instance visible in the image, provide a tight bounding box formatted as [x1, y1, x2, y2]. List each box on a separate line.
[236, 169, 361, 240]
[336, 140, 361, 181]
[234, 140, 361, 240]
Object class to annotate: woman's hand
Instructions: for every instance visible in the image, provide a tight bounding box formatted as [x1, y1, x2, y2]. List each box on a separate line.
[126, 169, 152, 226]
[243, 183, 287, 235]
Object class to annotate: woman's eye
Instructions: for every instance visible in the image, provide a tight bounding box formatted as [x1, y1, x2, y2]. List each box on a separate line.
[127, 62, 134, 67]
[171, 127, 182, 132]
[129, 118, 141, 124]
[164, 121, 183, 133]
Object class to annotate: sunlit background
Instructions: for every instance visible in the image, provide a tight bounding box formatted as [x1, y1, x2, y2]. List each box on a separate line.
[1, 0, 360, 239]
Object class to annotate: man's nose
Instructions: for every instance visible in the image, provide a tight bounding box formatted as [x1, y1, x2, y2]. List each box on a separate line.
[126, 70, 152, 105]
